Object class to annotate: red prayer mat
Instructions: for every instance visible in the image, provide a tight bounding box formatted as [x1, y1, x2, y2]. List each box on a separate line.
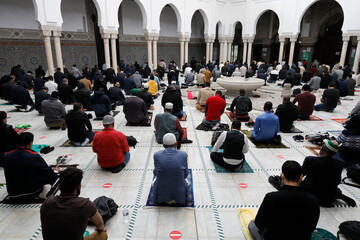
[297, 115, 323, 121]
[331, 118, 347, 124]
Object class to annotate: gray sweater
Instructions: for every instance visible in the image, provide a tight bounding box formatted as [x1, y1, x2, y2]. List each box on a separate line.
[41, 98, 66, 125]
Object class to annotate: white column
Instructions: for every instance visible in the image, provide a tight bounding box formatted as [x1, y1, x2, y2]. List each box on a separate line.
[242, 39, 248, 64]
[278, 37, 285, 63]
[184, 35, 190, 64]
[43, 30, 55, 76]
[179, 35, 185, 68]
[288, 36, 297, 67]
[110, 33, 118, 74]
[209, 38, 214, 62]
[219, 38, 225, 63]
[52, 31, 63, 72]
[353, 36, 360, 74]
[227, 38, 233, 62]
[152, 34, 159, 70]
[247, 38, 254, 64]
[340, 35, 350, 67]
[145, 34, 153, 70]
[205, 40, 210, 63]
[101, 33, 111, 69]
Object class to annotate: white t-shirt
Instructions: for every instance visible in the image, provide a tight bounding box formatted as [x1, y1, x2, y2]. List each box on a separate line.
[44, 81, 58, 94]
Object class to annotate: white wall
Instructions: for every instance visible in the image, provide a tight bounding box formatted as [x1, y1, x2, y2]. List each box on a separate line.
[0, 0, 38, 29]
[61, 0, 88, 32]
[159, 6, 178, 37]
[121, 1, 144, 35]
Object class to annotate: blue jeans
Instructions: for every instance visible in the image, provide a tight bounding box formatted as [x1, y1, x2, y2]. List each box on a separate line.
[202, 117, 220, 126]
[173, 110, 186, 119]
[123, 152, 130, 165]
[314, 103, 334, 111]
[87, 131, 95, 142]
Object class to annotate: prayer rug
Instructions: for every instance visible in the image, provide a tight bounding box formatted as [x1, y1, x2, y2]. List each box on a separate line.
[182, 127, 187, 139]
[331, 118, 347, 124]
[237, 208, 258, 240]
[305, 146, 321, 156]
[14, 127, 29, 134]
[328, 130, 342, 138]
[206, 146, 254, 173]
[94, 111, 120, 121]
[297, 115, 323, 121]
[32, 144, 50, 153]
[61, 130, 101, 147]
[241, 130, 289, 149]
[1, 195, 45, 204]
[311, 228, 337, 240]
[225, 112, 253, 123]
[0, 102, 12, 105]
[125, 112, 153, 126]
[195, 123, 230, 131]
[146, 169, 194, 207]
[282, 126, 303, 133]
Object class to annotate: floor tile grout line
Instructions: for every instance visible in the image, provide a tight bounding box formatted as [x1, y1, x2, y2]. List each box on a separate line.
[186, 99, 225, 240]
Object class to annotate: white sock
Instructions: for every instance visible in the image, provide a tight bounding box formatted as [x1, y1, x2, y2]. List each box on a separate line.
[39, 184, 51, 199]
[81, 138, 90, 146]
[72, 142, 81, 146]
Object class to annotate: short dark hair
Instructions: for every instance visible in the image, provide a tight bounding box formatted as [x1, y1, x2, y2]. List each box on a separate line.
[18, 132, 34, 146]
[150, 75, 154, 80]
[42, 86, 49, 91]
[239, 89, 245, 96]
[216, 90, 222, 95]
[282, 160, 301, 182]
[328, 82, 336, 87]
[98, 88, 105, 93]
[73, 102, 83, 111]
[59, 168, 83, 194]
[57, 67, 61, 71]
[302, 84, 310, 91]
[232, 120, 241, 130]
[205, 82, 210, 87]
[0, 111, 7, 121]
[51, 91, 59, 99]
[264, 101, 272, 111]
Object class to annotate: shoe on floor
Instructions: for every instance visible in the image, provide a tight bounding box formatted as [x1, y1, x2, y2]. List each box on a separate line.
[268, 175, 282, 190]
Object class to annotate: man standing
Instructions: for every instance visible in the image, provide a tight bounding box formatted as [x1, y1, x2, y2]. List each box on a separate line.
[153, 133, 188, 205]
[93, 116, 130, 173]
[229, 88, 252, 121]
[314, 82, 340, 112]
[65, 103, 95, 146]
[41, 91, 67, 130]
[34, 87, 50, 115]
[292, 84, 316, 120]
[0, 111, 20, 167]
[211, 120, 249, 171]
[345, 73, 356, 96]
[155, 103, 184, 144]
[123, 89, 149, 126]
[251, 101, 280, 143]
[275, 96, 298, 133]
[249, 160, 320, 240]
[41, 168, 107, 240]
[196, 82, 214, 112]
[3, 132, 59, 200]
[202, 90, 226, 127]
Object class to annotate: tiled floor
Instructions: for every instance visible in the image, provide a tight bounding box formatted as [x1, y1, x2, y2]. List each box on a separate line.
[0, 79, 360, 240]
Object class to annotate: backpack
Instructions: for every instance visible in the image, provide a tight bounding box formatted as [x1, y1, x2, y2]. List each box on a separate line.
[311, 228, 337, 240]
[337, 221, 360, 240]
[126, 136, 138, 148]
[305, 132, 330, 145]
[292, 88, 301, 97]
[91, 196, 118, 223]
[342, 164, 360, 188]
[211, 131, 223, 146]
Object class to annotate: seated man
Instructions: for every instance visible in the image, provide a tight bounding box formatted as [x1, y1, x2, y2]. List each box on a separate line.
[123, 89, 149, 126]
[147, 75, 158, 98]
[58, 78, 76, 104]
[202, 90, 226, 127]
[91, 88, 112, 118]
[65, 103, 95, 146]
[0, 111, 20, 167]
[108, 82, 125, 107]
[196, 70, 206, 87]
[302, 140, 356, 207]
[161, 85, 186, 121]
[275, 96, 298, 132]
[123, 74, 136, 95]
[308, 74, 322, 91]
[155, 103, 184, 145]
[211, 120, 249, 171]
[292, 84, 316, 120]
[138, 83, 154, 110]
[41, 91, 67, 130]
[12, 81, 35, 111]
[41, 168, 107, 240]
[249, 160, 320, 240]
[34, 86, 50, 115]
[185, 70, 195, 85]
[314, 82, 340, 112]
[92, 116, 130, 173]
[251, 101, 280, 143]
[153, 133, 188, 205]
[3, 132, 59, 200]
[196, 82, 214, 112]
[229, 88, 252, 121]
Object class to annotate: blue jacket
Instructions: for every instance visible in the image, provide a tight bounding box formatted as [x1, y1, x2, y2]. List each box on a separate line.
[13, 83, 34, 106]
[153, 147, 188, 204]
[251, 111, 280, 142]
[3, 148, 58, 197]
[90, 91, 111, 117]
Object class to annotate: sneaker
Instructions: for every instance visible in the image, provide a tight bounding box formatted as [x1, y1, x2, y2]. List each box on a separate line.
[268, 175, 282, 190]
[40, 146, 54, 154]
[111, 163, 125, 173]
[212, 123, 220, 131]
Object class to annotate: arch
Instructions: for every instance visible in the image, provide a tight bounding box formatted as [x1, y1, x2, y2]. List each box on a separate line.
[118, 0, 148, 32]
[254, 9, 281, 36]
[159, 3, 182, 34]
[216, 21, 223, 38]
[190, 9, 209, 36]
[231, 21, 242, 36]
[31, 0, 40, 26]
[91, 0, 102, 30]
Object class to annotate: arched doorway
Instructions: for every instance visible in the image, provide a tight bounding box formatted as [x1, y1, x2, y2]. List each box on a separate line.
[190, 10, 206, 66]
[254, 10, 280, 63]
[299, 0, 344, 66]
[233, 22, 243, 64]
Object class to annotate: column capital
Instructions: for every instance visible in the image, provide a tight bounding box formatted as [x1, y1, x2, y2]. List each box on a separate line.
[52, 30, 62, 37]
[227, 37, 234, 42]
[101, 33, 111, 39]
[278, 36, 286, 42]
[42, 30, 52, 37]
[152, 34, 159, 41]
[110, 33, 118, 39]
[204, 35, 215, 43]
[342, 35, 351, 41]
[145, 33, 153, 41]
[178, 35, 186, 42]
[219, 37, 226, 44]
[289, 37, 298, 42]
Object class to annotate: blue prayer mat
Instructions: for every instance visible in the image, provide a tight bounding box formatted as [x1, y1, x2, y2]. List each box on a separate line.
[32, 144, 49, 153]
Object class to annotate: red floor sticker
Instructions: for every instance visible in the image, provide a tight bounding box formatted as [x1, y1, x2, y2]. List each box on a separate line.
[39, 136, 46, 139]
[277, 155, 284, 159]
[169, 230, 182, 240]
[98, 124, 103, 127]
[319, 124, 325, 127]
[238, 183, 248, 188]
[103, 183, 112, 188]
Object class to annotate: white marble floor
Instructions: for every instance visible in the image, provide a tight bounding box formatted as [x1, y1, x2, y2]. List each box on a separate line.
[0, 79, 359, 240]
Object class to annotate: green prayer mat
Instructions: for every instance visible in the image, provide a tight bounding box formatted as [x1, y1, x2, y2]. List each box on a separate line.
[241, 130, 289, 149]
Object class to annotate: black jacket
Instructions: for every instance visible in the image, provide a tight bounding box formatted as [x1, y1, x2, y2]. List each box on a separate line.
[161, 88, 183, 114]
[33, 77, 45, 92]
[123, 97, 147, 124]
[54, 71, 64, 85]
[230, 96, 252, 115]
[90, 91, 111, 117]
[13, 84, 34, 106]
[58, 84, 75, 104]
[108, 86, 125, 103]
[65, 110, 92, 142]
[74, 83, 91, 110]
[34, 90, 50, 111]
[275, 102, 298, 132]
[139, 89, 154, 109]
[0, 123, 20, 166]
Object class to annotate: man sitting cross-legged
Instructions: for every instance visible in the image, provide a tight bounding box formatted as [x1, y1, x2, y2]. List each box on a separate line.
[41, 168, 108, 240]
[229, 88, 252, 121]
[211, 120, 249, 171]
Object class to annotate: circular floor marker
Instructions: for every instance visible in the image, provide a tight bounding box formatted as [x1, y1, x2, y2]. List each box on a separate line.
[103, 183, 113, 188]
[319, 124, 325, 127]
[98, 124, 103, 127]
[39, 136, 46, 139]
[277, 155, 284, 159]
[238, 183, 248, 188]
[169, 230, 182, 240]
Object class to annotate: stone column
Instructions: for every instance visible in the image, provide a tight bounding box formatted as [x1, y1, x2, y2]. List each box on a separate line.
[184, 35, 190, 64]
[152, 34, 159, 70]
[110, 33, 118, 74]
[179, 35, 185, 68]
[209, 37, 215, 63]
[145, 34, 153, 70]
[353, 36, 360, 74]
[101, 33, 111, 69]
[242, 39, 248, 64]
[227, 37, 233, 62]
[43, 30, 55, 76]
[247, 37, 254, 64]
[288, 36, 297, 67]
[219, 38, 225, 63]
[52, 30, 63, 72]
[205, 39, 210, 63]
[278, 36, 285, 63]
[340, 35, 350, 67]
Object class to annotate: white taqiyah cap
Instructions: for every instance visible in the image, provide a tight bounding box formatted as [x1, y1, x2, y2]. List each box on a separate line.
[163, 133, 177, 145]
[103, 115, 114, 125]
[171, 81, 176, 84]
[144, 83, 149, 89]
[165, 102, 173, 109]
